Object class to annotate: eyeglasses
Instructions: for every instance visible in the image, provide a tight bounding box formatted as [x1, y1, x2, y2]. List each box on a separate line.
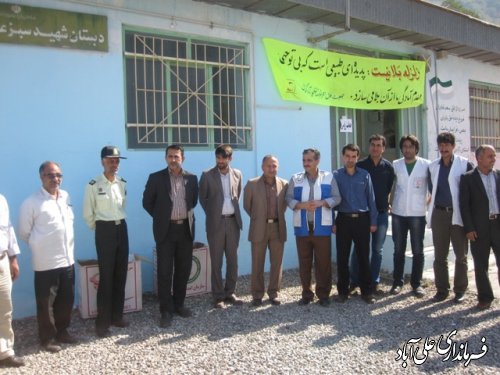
[44, 173, 63, 179]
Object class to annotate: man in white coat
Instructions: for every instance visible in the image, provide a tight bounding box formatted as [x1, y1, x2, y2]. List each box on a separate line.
[390, 135, 430, 298]
[427, 132, 473, 303]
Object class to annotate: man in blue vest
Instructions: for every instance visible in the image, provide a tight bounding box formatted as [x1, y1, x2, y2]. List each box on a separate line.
[285, 148, 341, 306]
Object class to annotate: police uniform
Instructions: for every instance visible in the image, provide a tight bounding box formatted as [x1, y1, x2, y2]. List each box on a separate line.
[83, 147, 129, 336]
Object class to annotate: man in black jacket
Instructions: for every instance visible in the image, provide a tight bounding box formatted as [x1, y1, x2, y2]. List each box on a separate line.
[459, 144, 500, 310]
[143, 145, 199, 327]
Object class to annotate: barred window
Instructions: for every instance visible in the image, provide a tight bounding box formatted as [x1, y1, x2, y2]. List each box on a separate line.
[124, 30, 251, 149]
[469, 82, 500, 151]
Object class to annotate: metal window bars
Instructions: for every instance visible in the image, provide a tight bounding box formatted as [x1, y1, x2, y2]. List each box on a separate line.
[125, 32, 251, 148]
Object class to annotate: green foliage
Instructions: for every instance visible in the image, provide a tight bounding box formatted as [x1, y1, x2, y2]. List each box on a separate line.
[442, 0, 480, 18]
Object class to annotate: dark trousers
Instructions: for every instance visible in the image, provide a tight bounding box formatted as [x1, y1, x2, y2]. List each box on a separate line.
[336, 213, 372, 296]
[157, 221, 193, 314]
[470, 218, 500, 303]
[95, 220, 129, 329]
[431, 208, 468, 294]
[296, 234, 332, 300]
[34, 265, 74, 344]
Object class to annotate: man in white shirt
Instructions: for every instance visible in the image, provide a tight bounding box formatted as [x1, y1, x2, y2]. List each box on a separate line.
[18, 161, 77, 353]
[390, 135, 430, 298]
[0, 194, 24, 368]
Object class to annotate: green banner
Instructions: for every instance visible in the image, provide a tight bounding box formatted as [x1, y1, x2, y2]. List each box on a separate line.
[263, 38, 425, 109]
[0, 2, 107, 51]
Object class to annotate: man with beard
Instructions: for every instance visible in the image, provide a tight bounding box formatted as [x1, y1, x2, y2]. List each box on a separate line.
[199, 144, 243, 308]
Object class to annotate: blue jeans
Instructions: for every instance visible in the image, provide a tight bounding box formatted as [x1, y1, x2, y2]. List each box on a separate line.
[349, 211, 389, 286]
[392, 214, 426, 289]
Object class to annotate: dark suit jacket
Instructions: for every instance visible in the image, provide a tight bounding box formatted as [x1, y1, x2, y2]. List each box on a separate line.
[459, 168, 500, 236]
[243, 176, 288, 243]
[142, 168, 198, 244]
[199, 166, 242, 234]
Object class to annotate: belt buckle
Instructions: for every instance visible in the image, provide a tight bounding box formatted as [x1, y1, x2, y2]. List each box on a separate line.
[115, 220, 121, 225]
[489, 214, 497, 220]
[352, 213, 359, 218]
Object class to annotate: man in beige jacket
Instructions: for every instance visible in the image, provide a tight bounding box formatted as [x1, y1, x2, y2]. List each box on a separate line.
[244, 155, 288, 306]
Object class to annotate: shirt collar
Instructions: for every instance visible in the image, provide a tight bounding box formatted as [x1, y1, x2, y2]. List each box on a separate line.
[439, 154, 455, 166]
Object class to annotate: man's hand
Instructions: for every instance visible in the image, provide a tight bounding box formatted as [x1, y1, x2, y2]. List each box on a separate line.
[297, 200, 324, 212]
[370, 225, 377, 233]
[332, 225, 337, 234]
[9, 256, 20, 281]
[466, 231, 478, 241]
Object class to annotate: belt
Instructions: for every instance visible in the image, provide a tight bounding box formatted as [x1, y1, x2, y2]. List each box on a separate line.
[435, 205, 453, 212]
[170, 219, 187, 225]
[266, 218, 278, 223]
[489, 214, 499, 220]
[96, 219, 125, 226]
[340, 212, 368, 218]
[0, 252, 7, 260]
[222, 214, 235, 218]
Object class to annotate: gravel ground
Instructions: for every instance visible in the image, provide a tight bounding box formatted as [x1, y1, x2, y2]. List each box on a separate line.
[6, 268, 500, 375]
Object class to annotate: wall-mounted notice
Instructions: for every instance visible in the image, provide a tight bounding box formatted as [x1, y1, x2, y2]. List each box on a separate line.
[0, 2, 108, 51]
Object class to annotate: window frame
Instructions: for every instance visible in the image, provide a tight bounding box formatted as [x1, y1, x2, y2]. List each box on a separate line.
[123, 26, 253, 150]
[469, 80, 500, 152]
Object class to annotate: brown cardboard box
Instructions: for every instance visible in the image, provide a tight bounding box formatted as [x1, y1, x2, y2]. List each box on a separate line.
[77, 255, 142, 319]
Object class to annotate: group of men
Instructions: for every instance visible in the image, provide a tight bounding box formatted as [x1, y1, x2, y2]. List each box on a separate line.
[1, 135, 499, 368]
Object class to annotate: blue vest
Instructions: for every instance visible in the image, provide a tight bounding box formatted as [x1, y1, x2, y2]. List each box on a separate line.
[292, 171, 335, 237]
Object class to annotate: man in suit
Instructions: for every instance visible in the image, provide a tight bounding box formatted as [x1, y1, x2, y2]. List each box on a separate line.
[243, 155, 288, 307]
[459, 144, 500, 310]
[143, 145, 199, 327]
[199, 144, 243, 308]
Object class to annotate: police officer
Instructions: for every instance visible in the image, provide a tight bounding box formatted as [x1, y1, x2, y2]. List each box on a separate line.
[83, 146, 129, 337]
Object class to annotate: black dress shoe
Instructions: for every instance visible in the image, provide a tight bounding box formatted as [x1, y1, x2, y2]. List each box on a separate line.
[224, 295, 243, 305]
[318, 298, 331, 307]
[476, 301, 492, 311]
[390, 285, 402, 295]
[453, 292, 465, 304]
[297, 297, 312, 305]
[432, 292, 449, 302]
[412, 287, 426, 298]
[96, 327, 111, 338]
[270, 298, 281, 306]
[160, 313, 173, 328]
[56, 330, 78, 344]
[335, 294, 348, 303]
[41, 340, 62, 353]
[252, 298, 263, 307]
[0, 355, 25, 368]
[111, 319, 130, 328]
[175, 306, 193, 318]
[361, 294, 375, 304]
